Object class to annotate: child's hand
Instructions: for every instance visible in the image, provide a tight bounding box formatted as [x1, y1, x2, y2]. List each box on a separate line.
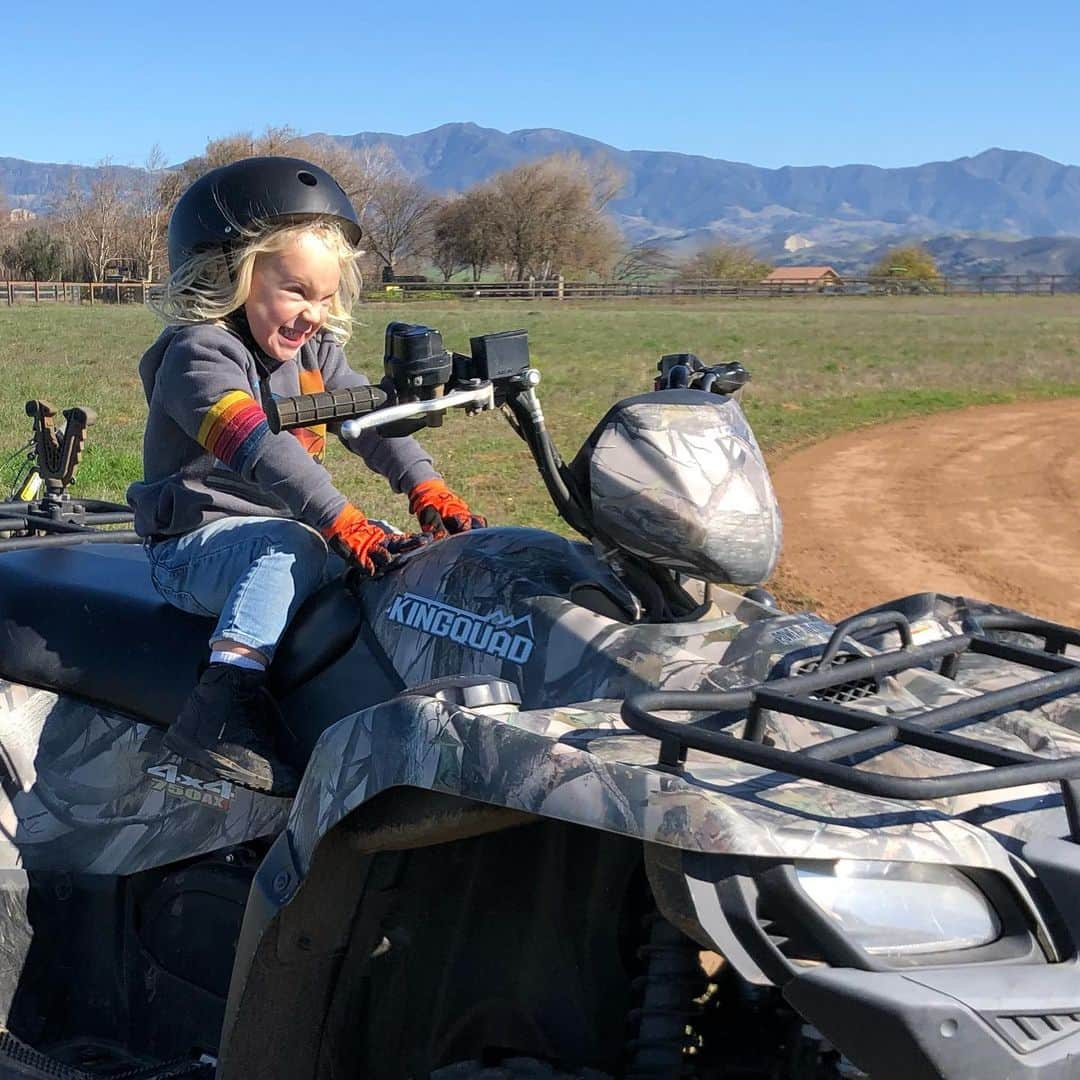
[322, 504, 422, 575]
[408, 480, 487, 539]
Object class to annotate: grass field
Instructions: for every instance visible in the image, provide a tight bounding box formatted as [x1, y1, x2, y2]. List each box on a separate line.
[0, 296, 1078, 531]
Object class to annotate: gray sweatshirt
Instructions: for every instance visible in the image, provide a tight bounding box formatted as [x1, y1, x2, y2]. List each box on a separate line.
[126, 323, 438, 538]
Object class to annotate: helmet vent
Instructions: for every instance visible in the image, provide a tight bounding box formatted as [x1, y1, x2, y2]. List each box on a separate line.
[297, 171, 318, 187]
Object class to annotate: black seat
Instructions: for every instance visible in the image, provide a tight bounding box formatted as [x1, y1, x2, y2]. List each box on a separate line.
[0, 542, 365, 726]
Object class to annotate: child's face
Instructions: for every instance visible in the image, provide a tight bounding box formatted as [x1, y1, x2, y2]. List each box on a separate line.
[244, 231, 341, 362]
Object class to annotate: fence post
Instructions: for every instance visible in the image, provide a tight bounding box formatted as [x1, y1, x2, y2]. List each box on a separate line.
[89, 282, 94, 305]
[141, 281, 147, 305]
[6, 281, 12, 306]
[557, 275, 564, 300]
[33, 281, 39, 302]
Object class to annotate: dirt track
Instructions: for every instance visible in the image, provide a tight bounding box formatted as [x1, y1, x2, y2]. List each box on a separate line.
[770, 398, 1080, 625]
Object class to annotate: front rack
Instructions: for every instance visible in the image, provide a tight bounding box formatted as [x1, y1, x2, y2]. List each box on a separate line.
[622, 609, 1080, 840]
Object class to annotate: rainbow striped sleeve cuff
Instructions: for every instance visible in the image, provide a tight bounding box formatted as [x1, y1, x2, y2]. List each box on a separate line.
[196, 390, 270, 474]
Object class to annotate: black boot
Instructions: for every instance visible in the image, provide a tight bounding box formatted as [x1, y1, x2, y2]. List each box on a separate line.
[164, 664, 299, 797]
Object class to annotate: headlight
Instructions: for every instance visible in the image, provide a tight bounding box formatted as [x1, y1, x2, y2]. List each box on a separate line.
[795, 861, 1001, 956]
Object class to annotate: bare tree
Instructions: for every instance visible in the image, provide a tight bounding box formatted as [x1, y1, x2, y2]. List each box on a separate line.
[429, 188, 500, 281]
[309, 141, 396, 219]
[57, 161, 130, 281]
[176, 128, 397, 222]
[486, 153, 625, 280]
[563, 216, 624, 280]
[186, 131, 262, 178]
[581, 153, 624, 212]
[610, 241, 677, 282]
[127, 145, 175, 281]
[361, 174, 435, 276]
[429, 198, 462, 281]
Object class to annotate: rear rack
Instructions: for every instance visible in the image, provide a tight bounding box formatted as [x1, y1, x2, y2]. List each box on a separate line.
[622, 609, 1080, 840]
[0, 497, 137, 551]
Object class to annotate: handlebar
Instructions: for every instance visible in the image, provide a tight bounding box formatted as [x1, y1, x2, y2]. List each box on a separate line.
[264, 385, 387, 433]
[262, 325, 747, 573]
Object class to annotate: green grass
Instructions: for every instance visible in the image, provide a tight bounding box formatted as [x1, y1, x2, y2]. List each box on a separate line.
[1, 296, 1078, 531]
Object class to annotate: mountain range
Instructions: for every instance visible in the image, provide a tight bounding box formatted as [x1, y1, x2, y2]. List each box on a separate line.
[6, 123, 1080, 273]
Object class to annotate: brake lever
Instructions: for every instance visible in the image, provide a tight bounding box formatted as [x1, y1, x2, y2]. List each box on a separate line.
[340, 383, 495, 439]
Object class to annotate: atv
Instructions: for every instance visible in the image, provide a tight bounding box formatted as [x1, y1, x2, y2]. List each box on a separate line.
[0, 324, 1077, 1080]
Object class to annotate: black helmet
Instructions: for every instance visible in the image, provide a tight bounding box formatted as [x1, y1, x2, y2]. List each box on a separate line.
[167, 156, 362, 273]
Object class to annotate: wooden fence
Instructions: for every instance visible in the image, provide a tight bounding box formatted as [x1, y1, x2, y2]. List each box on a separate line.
[382, 274, 1080, 299]
[1, 281, 166, 305]
[4, 274, 1080, 306]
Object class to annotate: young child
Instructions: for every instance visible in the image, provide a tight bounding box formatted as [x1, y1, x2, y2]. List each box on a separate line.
[127, 156, 483, 797]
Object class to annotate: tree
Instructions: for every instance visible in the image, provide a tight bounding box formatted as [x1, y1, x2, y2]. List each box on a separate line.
[561, 216, 624, 280]
[870, 244, 939, 279]
[130, 145, 174, 281]
[2, 227, 64, 280]
[56, 162, 130, 281]
[429, 199, 463, 281]
[176, 127, 396, 221]
[429, 189, 500, 281]
[361, 174, 435, 276]
[677, 243, 772, 281]
[160, 129, 399, 289]
[610, 241, 677, 282]
[311, 141, 396, 220]
[485, 153, 625, 280]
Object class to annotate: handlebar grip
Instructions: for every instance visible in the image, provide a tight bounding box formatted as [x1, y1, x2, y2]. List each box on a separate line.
[265, 386, 388, 433]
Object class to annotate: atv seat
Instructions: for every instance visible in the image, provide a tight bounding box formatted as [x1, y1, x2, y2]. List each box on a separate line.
[0, 542, 365, 726]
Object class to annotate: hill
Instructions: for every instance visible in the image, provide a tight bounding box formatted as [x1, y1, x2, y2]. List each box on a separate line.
[6, 125, 1080, 271]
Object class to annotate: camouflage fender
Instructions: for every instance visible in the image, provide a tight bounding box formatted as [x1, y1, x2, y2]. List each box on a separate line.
[286, 692, 1026, 884]
[289, 589, 1080, 889]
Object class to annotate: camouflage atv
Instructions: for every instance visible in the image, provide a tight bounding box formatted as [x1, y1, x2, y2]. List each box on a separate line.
[0, 325, 1077, 1080]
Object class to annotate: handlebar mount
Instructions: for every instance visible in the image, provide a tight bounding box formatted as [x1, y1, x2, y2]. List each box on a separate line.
[655, 353, 750, 397]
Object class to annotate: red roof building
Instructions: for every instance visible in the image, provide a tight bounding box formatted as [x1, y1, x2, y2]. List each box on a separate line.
[762, 266, 841, 285]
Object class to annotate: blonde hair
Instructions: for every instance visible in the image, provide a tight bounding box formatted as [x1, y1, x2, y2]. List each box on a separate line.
[151, 219, 363, 344]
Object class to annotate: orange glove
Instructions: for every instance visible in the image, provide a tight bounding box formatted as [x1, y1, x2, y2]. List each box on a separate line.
[408, 479, 486, 538]
[321, 504, 420, 575]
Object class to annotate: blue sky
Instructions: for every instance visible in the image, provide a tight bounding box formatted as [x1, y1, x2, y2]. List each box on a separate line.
[6, 0, 1080, 169]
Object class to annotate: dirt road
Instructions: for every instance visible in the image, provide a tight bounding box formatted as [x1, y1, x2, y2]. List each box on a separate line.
[770, 398, 1080, 625]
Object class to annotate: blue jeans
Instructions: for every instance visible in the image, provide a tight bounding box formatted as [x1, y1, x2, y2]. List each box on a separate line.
[146, 516, 348, 661]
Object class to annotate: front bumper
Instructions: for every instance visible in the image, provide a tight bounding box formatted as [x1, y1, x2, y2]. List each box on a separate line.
[786, 962, 1080, 1080]
[784, 834, 1080, 1078]
[670, 836, 1080, 1078]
